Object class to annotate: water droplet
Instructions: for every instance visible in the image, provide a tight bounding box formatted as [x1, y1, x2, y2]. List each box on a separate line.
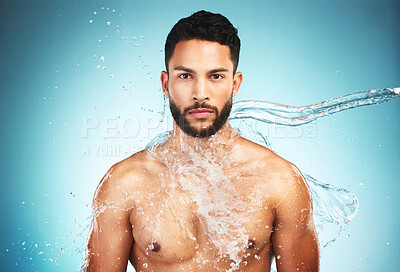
[89, 19, 93, 23]
[277, 255, 281, 260]
[107, 21, 111, 26]
[93, 11, 97, 15]
[100, 56, 105, 62]
[143, 263, 148, 268]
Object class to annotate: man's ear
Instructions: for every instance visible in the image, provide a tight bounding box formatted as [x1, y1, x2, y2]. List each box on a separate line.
[161, 71, 169, 98]
[232, 72, 243, 97]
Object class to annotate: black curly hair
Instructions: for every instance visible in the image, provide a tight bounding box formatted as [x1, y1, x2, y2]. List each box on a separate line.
[165, 10, 241, 74]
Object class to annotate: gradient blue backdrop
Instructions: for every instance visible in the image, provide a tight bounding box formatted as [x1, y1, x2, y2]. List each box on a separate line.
[1, 0, 399, 271]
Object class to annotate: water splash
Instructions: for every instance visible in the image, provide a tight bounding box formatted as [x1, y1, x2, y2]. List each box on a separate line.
[230, 87, 400, 126]
[145, 129, 260, 271]
[305, 174, 359, 248]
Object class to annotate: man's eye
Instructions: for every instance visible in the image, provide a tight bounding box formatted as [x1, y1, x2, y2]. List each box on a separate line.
[211, 74, 223, 80]
[178, 74, 191, 79]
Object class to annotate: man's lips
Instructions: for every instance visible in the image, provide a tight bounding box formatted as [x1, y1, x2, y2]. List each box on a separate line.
[188, 108, 213, 119]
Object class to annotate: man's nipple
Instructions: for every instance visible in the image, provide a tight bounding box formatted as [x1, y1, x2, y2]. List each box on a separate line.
[147, 241, 161, 253]
[247, 239, 256, 249]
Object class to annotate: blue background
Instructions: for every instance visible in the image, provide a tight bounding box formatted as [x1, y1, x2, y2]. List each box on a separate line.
[1, 0, 399, 271]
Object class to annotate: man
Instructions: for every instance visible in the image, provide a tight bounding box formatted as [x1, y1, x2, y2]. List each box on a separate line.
[84, 10, 320, 272]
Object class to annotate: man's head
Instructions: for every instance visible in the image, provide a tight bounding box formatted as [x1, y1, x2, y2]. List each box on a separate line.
[161, 11, 242, 138]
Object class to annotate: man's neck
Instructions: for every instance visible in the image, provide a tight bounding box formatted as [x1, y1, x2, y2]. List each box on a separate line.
[169, 122, 239, 156]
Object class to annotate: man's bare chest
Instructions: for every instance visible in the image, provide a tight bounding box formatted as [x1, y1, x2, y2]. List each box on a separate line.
[129, 171, 275, 266]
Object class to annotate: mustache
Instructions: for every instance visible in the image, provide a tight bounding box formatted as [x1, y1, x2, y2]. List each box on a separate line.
[183, 101, 218, 114]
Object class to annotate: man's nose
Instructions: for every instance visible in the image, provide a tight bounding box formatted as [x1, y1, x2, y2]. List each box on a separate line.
[192, 78, 209, 102]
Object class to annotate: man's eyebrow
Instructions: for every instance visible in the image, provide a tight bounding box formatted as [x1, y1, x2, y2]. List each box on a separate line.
[208, 68, 229, 74]
[173, 66, 195, 73]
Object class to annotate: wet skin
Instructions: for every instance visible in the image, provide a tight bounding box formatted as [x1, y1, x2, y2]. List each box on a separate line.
[84, 40, 320, 272]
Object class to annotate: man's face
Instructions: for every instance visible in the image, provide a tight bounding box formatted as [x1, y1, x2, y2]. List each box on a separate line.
[161, 39, 242, 138]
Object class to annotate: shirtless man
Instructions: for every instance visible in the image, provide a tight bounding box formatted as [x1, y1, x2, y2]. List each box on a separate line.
[84, 10, 320, 272]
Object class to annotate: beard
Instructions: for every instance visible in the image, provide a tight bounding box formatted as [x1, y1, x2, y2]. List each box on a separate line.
[169, 97, 233, 138]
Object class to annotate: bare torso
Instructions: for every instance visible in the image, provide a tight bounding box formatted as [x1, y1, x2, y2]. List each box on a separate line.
[116, 136, 293, 272]
[85, 128, 319, 272]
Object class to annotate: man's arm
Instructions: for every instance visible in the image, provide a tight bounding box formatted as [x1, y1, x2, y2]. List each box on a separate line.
[83, 166, 134, 272]
[271, 165, 320, 272]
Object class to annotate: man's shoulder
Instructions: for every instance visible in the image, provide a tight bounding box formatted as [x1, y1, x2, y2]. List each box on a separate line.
[234, 137, 308, 200]
[93, 150, 161, 204]
[234, 136, 294, 173]
[113, 149, 153, 171]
